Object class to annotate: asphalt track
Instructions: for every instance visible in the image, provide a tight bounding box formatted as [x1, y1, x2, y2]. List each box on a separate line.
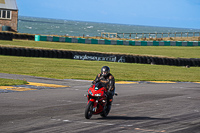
[0, 73, 200, 133]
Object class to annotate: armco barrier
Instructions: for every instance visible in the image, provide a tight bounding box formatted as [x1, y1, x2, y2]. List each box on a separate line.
[35, 35, 200, 46]
[0, 46, 200, 67]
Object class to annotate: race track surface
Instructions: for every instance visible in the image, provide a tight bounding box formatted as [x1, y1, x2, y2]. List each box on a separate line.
[0, 73, 200, 133]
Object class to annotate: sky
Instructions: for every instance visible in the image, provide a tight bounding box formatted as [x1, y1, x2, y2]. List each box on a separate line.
[16, 0, 200, 29]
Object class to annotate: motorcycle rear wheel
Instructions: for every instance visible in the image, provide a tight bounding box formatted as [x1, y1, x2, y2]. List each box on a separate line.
[85, 101, 93, 119]
[100, 104, 111, 118]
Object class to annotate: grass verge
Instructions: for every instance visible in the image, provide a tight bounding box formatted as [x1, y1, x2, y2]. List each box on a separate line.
[0, 78, 28, 86]
[0, 40, 200, 58]
[0, 55, 200, 82]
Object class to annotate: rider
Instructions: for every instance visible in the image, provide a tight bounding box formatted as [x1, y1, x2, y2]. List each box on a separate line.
[92, 66, 115, 107]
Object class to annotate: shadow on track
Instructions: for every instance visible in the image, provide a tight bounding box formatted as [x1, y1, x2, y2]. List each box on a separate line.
[98, 116, 170, 121]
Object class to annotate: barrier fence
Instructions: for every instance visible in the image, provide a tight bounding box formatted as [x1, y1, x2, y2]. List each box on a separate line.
[35, 35, 200, 46]
[0, 32, 199, 46]
[101, 32, 200, 39]
[0, 46, 200, 67]
[0, 32, 35, 40]
[0, 32, 13, 41]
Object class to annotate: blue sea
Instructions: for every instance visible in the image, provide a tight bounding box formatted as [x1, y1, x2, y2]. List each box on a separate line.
[18, 16, 200, 38]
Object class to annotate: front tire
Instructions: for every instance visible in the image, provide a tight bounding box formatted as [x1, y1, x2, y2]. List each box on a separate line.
[85, 101, 93, 119]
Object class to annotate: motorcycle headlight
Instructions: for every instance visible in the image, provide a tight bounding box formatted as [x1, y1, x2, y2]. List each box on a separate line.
[94, 93, 101, 96]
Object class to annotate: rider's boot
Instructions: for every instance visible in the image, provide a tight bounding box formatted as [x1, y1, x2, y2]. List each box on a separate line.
[106, 98, 112, 112]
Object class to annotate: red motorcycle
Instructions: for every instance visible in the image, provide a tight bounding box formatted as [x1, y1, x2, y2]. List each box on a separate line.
[85, 83, 114, 119]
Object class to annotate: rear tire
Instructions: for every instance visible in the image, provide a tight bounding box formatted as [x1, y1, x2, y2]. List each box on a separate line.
[85, 101, 93, 119]
[100, 104, 111, 118]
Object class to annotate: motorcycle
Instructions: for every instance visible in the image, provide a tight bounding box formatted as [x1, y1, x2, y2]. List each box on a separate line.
[84, 82, 117, 119]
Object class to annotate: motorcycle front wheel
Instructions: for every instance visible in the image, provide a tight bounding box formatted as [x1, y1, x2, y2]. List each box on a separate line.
[85, 101, 93, 119]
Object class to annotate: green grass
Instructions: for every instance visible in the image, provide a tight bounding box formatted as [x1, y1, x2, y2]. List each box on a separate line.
[0, 78, 28, 86]
[0, 40, 200, 83]
[0, 55, 200, 82]
[0, 40, 200, 58]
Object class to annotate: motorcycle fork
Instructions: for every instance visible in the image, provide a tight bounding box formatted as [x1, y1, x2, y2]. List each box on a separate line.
[87, 98, 98, 112]
[93, 100, 98, 112]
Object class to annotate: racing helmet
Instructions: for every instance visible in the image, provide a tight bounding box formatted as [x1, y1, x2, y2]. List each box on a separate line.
[101, 66, 110, 77]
